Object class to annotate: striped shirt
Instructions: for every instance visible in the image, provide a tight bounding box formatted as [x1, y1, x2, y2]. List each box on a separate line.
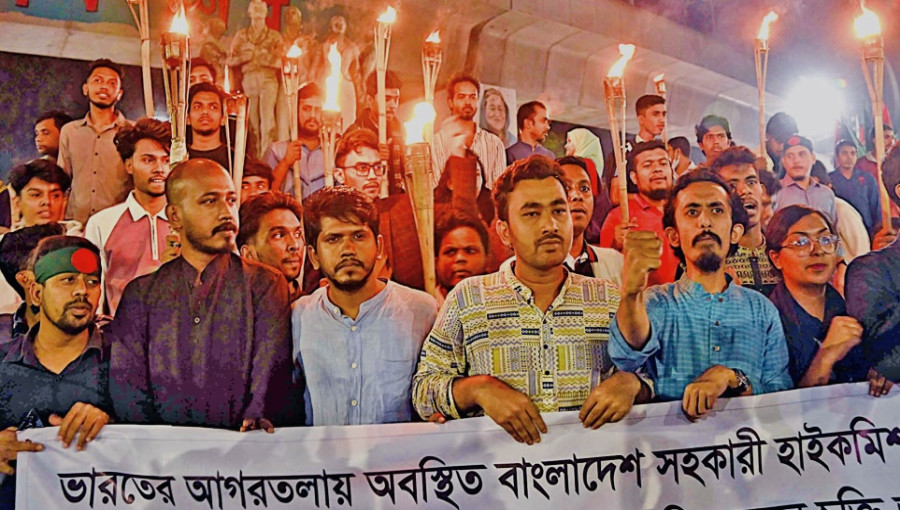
[431, 124, 506, 190]
[609, 275, 792, 401]
[412, 262, 636, 420]
[262, 141, 324, 200]
[724, 242, 780, 296]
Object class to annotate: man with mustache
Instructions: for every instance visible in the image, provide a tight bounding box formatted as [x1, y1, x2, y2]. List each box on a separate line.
[0, 236, 112, 506]
[611, 170, 791, 421]
[600, 141, 678, 285]
[238, 192, 305, 302]
[187, 83, 231, 171]
[434, 211, 490, 300]
[712, 146, 781, 296]
[263, 83, 325, 199]
[506, 101, 554, 165]
[109, 159, 297, 430]
[414, 156, 651, 444]
[293, 187, 436, 425]
[695, 115, 732, 167]
[57, 59, 133, 224]
[775, 136, 838, 226]
[84, 119, 176, 316]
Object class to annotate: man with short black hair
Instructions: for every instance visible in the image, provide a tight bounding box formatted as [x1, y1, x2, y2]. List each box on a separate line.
[611, 170, 791, 420]
[58, 59, 133, 224]
[238, 191, 305, 301]
[766, 112, 798, 175]
[6, 160, 75, 232]
[240, 159, 274, 204]
[667, 136, 694, 179]
[506, 101, 554, 164]
[263, 83, 325, 199]
[187, 82, 231, 169]
[775, 135, 838, 225]
[635, 95, 666, 144]
[189, 57, 217, 86]
[831, 139, 881, 236]
[434, 211, 489, 298]
[695, 114, 732, 165]
[34, 110, 72, 162]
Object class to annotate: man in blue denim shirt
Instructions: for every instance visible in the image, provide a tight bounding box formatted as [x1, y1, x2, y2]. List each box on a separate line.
[610, 171, 792, 420]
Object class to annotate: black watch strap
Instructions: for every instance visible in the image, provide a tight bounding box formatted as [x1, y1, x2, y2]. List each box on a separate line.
[724, 368, 750, 397]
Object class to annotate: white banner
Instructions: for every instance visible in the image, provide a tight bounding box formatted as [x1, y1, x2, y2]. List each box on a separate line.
[15, 383, 900, 509]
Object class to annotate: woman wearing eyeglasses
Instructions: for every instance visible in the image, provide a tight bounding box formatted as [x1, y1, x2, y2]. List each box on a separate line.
[766, 205, 892, 396]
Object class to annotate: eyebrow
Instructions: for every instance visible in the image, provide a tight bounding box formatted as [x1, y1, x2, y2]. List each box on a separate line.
[787, 227, 831, 236]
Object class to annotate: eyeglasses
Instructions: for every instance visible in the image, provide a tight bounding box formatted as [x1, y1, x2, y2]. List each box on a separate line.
[781, 234, 841, 255]
[339, 162, 387, 177]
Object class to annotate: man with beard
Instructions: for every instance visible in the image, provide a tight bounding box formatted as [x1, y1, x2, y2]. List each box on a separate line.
[109, 159, 296, 430]
[414, 156, 651, 444]
[434, 211, 490, 299]
[293, 187, 436, 425]
[600, 141, 678, 285]
[695, 115, 732, 167]
[187, 83, 230, 170]
[831, 139, 882, 237]
[84, 119, 175, 316]
[610, 171, 791, 421]
[238, 192, 305, 302]
[506, 101, 554, 165]
[431, 73, 506, 191]
[58, 59, 133, 224]
[775, 136, 837, 225]
[712, 146, 781, 296]
[263, 83, 324, 199]
[0, 236, 112, 507]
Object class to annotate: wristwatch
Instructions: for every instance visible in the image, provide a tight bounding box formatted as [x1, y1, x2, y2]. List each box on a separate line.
[725, 368, 750, 397]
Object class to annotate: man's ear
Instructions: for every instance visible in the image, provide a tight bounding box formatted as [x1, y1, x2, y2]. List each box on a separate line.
[730, 221, 745, 244]
[124, 157, 135, 177]
[307, 244, 320, 270]
[664, 225, 681, 250]
[495, 219, 512, 248]
[630, 170, 638, 186]
[768, 249, 783, 271]
[375, 234, 385, 260]
[15, 271, 33, 301]
[28, 280, 43, 309]
[82, 82, 89, 97]
[240, 244, 258, 261]
[333, 168, 345, 185]
[166, 203, 181, 232]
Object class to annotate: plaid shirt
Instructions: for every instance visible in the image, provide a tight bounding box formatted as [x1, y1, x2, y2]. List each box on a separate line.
[413, 262, 648, 420]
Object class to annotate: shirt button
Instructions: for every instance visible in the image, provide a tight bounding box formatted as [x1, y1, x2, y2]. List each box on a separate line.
[193, 317, 200, 324]
[544, 370, 550, 375]
[714, 320, 720, 326]
[714, 346, 721, 351]
[718, 297, 724, 303]
[351, 399, 358, 406]
[351, 362, 358, 369]
[543, 344, 548, 350]
[351, 326, 357, 331]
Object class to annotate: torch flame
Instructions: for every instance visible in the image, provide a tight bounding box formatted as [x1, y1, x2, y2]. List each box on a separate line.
[323, 43, 342, 112]
[169, 5, 188, 35]
[378, 6, 397, 24]
[757, 11, 779, 41]
[405, 102, 436, 144]
[426, 31, 441, 43]
[224, 66, 231, 94]
[854, 7, 882, 39]
[607, 44, 635, 79]
[286, 44, 302, 59]
[653, 73, 665, 84]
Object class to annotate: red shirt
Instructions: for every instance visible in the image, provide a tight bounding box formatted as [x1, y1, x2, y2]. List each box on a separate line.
[599, 194, 679, 286]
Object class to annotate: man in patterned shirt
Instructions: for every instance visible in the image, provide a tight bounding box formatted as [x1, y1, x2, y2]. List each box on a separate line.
[610, 171, 791, 421]
[413, 155, 651, 445]
[712, 146, 781, 296]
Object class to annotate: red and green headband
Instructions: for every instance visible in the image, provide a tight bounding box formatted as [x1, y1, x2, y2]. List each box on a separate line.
[33, 246, 101, 284]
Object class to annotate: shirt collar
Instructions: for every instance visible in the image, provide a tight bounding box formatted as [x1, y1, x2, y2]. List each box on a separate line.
[322, 279, 392, 322]
[632, 193, 657, 211]
[675, 273, 735, 297]
[11, 303, 29, 337]
[125, 191, 168, 222]
[4, 323, 105, 365]
[501, 261, 573, 309]
[79, 110, 128, 132]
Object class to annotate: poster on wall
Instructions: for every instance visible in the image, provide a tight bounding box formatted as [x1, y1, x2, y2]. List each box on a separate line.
[478, 84, 517, 149]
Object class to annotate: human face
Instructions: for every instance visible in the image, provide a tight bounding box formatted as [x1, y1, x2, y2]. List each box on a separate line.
[250, 209, 305, 280]
[638, 104, 666, 137]
[330, 16, 347, 35]
[783, 146, 815, 182]
[449, 81, 478, 121]
[630, 148, 673, 200]
[34, 119, 61, 157]
[884, 129, 896, 150]
[335, 146, 384, 200]
[14, 178, 66, 226]
[384, 88, 400, 122]
[666, 181, 742, 275]
[700, 125, 728, 161]
[436, 226, 487, 290]
[560, 163, 594, 238]
[82, 67, 122, 109]
[497, 177, 572, 271]
[766, 136, 786, 159]
[188, 91, 225, 137]
[760, 189, 775, 230]
[311, 216, 380, 292]
[298, 96, 323, 136]
[189, 66, 215, 86]
[564, 135, 575, 156]
[717, 163, 762, 229]
[240, 176, 270, 203]
[35, 272, 101, 336]
[171, 169, 239, 254]
[484, 94, 507, 134]
[835, 145, 858, 172]
[526, 106, 551, 142]
[769, 213, 839, 287]
[127, 138, 171, 199]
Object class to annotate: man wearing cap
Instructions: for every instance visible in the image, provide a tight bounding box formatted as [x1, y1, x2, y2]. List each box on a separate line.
[109, 159, 297, 431]
[765, 112, 798, 177]
[0, 236, 112, 507]
[775, 135, 838, 226]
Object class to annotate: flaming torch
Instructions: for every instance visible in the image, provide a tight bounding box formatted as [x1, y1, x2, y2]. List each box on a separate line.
[224, 66, 249, 202]
[282, 44, 304, 200]
[422, 30, 442, 146]
[755, 10, 778, 159]
[321, 43, 343, 188]
[374, 6, 397, 197]
[161, 6, 190, 164]
[405, 102, 437, 296]
[856, 6, 892, 228]
[604, 44, 635, 222]
[125, 0, 154, 117]
[653, 72, 667, 144]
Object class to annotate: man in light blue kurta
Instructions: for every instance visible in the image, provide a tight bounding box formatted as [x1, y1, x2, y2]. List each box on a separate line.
[292, 186, 437, 426]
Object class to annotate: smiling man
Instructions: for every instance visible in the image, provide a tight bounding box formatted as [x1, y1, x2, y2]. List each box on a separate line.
[110, 159, 296, 431]
[85, 118, 174, 316]
[238, 191, 305, 302]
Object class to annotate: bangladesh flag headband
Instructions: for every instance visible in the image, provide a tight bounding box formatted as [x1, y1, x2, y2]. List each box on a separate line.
[33, 246, 101, 284]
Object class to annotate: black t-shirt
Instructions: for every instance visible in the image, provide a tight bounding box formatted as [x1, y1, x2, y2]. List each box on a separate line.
[188, 145, 232, 171]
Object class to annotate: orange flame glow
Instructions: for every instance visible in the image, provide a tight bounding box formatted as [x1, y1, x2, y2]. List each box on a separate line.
[323, 44, 342, 112]
[426, 31, 440, 44]
[757, 11, 779, 41]
[169, 6, 188, 35]
[378, 6, 397, 24]
[855, 7, 882, 39]
[653, 73, 665, 84]
[286, 44, 302, 59]
[404, 102, 436, 144]
[224, 66, 231, 94]
[607, 44, 635, 79]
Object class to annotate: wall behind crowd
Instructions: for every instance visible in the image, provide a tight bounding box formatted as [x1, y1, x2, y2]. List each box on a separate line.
[0, 51, 167, 180]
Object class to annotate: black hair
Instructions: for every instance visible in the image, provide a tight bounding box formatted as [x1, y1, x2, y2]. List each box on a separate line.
[114, 118, 172, 162]
[635, 94, 665, 116]
[765, 204, 837, 276]
[516, 101, 546, 132]
[87, 58, 124, 81]
[242, 158, 274, 187]
[0, 223, 66, 298]
[238, 191, 303, 248]
[709, 146, 758, 175]
[667, 136, 691, 158]
[365, 70, 402, 97]
[434, 210, 489, 257]
[191, 57, 218, 82]
[491, 155, 566, 223]
[35, 110, 72, 131]
[304, 186, 380, 249]
[695, 114, 732, 145]
[8, 159, 71, 194]
[446, 72, 480, 98]
[188, 82, 225, 110]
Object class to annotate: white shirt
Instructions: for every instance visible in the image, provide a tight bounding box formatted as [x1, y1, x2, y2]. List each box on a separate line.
[432, 124, 506, 190]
